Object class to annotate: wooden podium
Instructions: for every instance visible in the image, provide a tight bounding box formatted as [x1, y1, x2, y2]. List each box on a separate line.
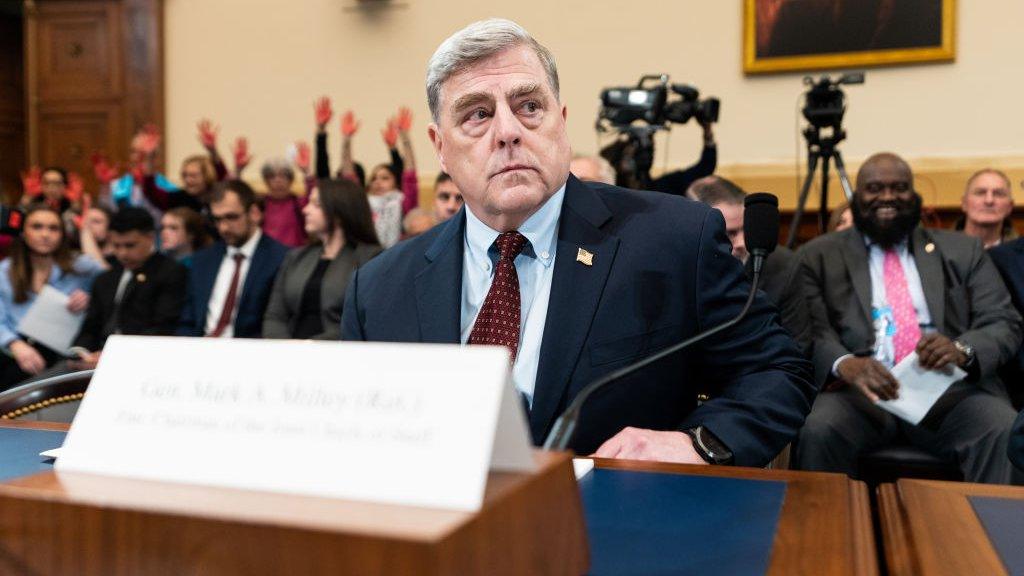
[0, 433, 588, 575]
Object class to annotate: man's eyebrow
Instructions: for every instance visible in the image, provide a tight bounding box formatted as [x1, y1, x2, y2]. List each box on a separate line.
[507, 82, 543, 101]
[450, 92, 493, 116]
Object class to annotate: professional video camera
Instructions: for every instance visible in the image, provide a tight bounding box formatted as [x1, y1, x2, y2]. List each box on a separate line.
[597, 75, 720, 189]
[801, 72, 863, 131]
[599, 74, 720, 129]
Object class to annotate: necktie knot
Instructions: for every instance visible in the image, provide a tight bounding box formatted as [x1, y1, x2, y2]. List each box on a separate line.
[232, 252, 245, 264]
[495, 231, 527, 261]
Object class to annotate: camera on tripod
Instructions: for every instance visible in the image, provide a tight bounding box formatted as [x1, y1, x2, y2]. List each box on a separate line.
[599, 74, 720, 129]
[801, 72, 863, 131]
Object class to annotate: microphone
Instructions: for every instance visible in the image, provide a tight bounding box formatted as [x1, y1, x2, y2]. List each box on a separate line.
[542, 193, 780, 451]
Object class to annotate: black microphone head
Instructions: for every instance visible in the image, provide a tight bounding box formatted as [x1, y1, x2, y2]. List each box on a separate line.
[744, 192, 779, 256]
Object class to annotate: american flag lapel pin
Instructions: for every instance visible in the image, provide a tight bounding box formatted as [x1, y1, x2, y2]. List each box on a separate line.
[576, 248, 594, 266]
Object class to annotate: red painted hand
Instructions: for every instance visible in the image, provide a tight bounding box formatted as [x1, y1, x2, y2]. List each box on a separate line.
[233, 137, 252, 173]
[197, 118, 219, 149]
[395, 106, 413, 133]
[20, 166, 42, 196]
[90, 152, 119, 184]
[314, 97, 334, 129]
[341, 110, 360, 137]
[295, 141, 311, 172]
[136, 123, 162, 155]
[65, 173, 85, 203]
[381, 118, 399, 148]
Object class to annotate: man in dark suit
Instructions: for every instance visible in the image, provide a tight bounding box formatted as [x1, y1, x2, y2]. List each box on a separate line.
[342, 19, 815, 467]
[990, 237, 1024, 407]
[69, 208, 187, 369]
[178, 180, 289, 338]
[795, 152, 1022, 484]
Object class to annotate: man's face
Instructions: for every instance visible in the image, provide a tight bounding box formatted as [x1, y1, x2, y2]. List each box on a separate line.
[852, 158, 921, 247]
[713, 202, 748, 263]
[210, 191, 259, 247]
[962, 172, 1013, 227]
[110, 230, 154, 271]
[428, 44, 570, 230]
[433, 179, 464, 221]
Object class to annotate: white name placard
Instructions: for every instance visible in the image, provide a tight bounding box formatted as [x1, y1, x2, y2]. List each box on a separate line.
[56, 336, 535, 511]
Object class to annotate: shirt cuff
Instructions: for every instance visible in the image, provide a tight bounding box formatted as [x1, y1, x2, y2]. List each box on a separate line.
[831, 354, 854, 379]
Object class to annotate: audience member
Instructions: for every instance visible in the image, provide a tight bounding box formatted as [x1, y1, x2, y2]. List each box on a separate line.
[687, 175, 810, 348]
[99, 124, 168, 223]
[70, 208, 187, 369]
[955, 168, 1016, 248]
[263, 179, 381, 340]
[343, 18, 814, 466]
[601, 119, 717, 194]
[402, 208, 437, 238]
[0, 205, 104, 389]
[828, 200, 854, 232]
[178, 181, 289, 338]
[160, 207, 211, 267]
[78, 204, 116, 265]
[569, 155, 615, 185]
[432, 172, 464, 222]
[260, 158, 308, 247]
[795, 152, 1022, 484]
[989, 236, 1024, 406]
[19, 167, 72, 214]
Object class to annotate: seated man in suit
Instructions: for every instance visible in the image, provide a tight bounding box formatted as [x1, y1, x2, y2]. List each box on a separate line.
[69, 208, 187, 369]
[795, 152, 1022, 484]
[342, 18, 815, 467]
[686, 175, 810, 349]
[988, 236, 1024, 407]
[178, 180, 289, 338]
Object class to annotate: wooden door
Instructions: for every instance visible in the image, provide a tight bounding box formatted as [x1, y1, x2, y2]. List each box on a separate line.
[0, 9, 26, 204]
[24, 0, 163, 196]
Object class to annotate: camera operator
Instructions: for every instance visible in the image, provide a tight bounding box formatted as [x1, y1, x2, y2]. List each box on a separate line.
[600, 120, 716, 194]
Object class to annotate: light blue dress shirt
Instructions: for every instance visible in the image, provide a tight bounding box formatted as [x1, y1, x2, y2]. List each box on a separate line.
[0, 254, 105, 349]
[461, 184, 565, 406]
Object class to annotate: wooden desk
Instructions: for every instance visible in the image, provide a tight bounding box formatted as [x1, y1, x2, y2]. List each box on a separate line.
[592, 459, 877, 576]
[878, 479, 1024, 576]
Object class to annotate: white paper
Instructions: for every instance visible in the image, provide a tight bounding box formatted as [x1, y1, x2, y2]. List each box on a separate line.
[573, 458, 594, 480]
[57, 336, 536, 512]
[876, 352, 964, 425]
[16, 285, 85, 355]
[40, 447, 62, 460]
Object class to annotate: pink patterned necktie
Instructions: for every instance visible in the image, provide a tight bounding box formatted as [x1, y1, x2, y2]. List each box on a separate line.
[883, 248, 921, 363]
[469, 231, 528, 361]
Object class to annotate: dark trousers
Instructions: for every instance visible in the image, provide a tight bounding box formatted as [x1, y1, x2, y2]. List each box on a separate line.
[794, 382, 1022, 485]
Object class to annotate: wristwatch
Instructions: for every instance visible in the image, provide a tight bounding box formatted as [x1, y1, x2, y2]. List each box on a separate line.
[953, 340, 976, 369]
[685, 426, 734, 465]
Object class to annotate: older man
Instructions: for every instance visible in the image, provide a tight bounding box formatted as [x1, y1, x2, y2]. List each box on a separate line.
[795, 152, 1022, 484]
[342, 19, 814, 466]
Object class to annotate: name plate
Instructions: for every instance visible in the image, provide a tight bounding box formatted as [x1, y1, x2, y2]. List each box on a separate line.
[56, 336, 535, 511]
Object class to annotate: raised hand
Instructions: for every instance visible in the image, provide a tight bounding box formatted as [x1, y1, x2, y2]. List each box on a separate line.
[294, 141, 311, 174]
[314, 97, 334, 130]
[65, 173, 85, 203]
[341, 110, 360, 137]
[197, 118, 219, 150]
[72, 194, 93, 230]
[381, 117, 399, 148]
[91, 152, 119, 184]
[395, 106, 413, 133]
[20, 166, 42, 196]
[232, 137, 252, 175]
[136, 123, 162, 155]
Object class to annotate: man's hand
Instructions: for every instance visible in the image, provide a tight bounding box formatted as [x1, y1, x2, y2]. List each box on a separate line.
[66, 290, 89, 314]
[340, 110, 359, 137]
[197, 119, 219, 151]
[916, 333, 965, 371]
[9, 340, 45, 375]
[314, 97, 333, 131]
[837, 356, 899, 402]
[68, 350, 101, 371]
[592, 427, 708, 464]
[232, 137, 251, 175]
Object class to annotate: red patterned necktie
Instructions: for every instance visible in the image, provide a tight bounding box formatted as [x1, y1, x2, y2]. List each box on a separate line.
[882, 248, 921, 363]
[469, 231, 528, 361]
[210, 252, 245, 337]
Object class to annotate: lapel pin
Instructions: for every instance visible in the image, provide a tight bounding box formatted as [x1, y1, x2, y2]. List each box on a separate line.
[576, 248, 594, 266]
[925, 243, 935, 253]
[136, 273, 147, 283]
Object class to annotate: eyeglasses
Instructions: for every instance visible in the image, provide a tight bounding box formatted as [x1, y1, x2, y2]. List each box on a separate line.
[210, 212, 244, 224]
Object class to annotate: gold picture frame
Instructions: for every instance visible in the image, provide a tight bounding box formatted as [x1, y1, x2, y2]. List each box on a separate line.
[744, 0, 956, 74]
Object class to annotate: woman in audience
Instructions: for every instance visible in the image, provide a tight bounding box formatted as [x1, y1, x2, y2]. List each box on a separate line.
[0, 205, 104, 389]
[263, 178, 381, 340]
[160, 207, 211, 267]
[955, 168, 1016, 248]
[260, 158, 308, 247]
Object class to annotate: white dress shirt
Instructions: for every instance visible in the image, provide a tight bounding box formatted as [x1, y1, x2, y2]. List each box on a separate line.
[205, 231, 262, 338]
[460, 184, 565, 406]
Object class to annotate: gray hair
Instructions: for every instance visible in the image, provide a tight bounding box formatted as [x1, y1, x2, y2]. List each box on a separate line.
[426, 18, 560, 123]
[686, 175, 746, 206]
[261, 157, 295, 182]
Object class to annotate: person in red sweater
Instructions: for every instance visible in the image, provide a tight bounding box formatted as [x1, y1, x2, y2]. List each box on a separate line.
[260, 157, 308, 247]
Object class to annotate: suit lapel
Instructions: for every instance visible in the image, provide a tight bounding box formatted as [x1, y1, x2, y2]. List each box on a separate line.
[196, 244, 225, 321]
[910, 227, 945, 330]
[840, 229, 872, 323]
[529, 177, 619, 442]
[414, 213, 464, 343]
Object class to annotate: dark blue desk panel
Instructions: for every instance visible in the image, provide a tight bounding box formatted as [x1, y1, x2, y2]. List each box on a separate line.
[579, 468, 786, 576]
[0, 428, 65, 482]
[970, 496, 1024, 576]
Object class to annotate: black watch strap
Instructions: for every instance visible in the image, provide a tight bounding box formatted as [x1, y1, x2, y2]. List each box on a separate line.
[686, 426, 734, 465]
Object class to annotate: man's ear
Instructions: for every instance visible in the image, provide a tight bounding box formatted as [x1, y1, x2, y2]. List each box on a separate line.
[248, 202, 263, 225]
[428, 123, 448, 174]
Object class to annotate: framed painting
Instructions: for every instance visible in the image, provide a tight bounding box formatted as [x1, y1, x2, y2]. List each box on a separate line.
[744, 0, 955, 74]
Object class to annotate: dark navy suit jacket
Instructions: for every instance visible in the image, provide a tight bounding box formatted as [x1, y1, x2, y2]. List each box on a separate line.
[989, 237, 1024, 404]
[178, 234, 289, 338]
[342, 176, 815, 466]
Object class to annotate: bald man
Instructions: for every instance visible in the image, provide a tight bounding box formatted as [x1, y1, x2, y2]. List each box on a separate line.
[795, 152, 1022, 484]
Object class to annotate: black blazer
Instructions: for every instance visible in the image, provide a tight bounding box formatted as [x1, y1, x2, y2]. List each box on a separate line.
[74, 252, 187, 351]
[177, 234, 290, 338]
[342, 176, 815, 466]
[989, 238, 1024, 403]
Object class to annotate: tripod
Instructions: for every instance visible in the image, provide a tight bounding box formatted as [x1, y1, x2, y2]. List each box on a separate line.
[786, 125, 855, 248]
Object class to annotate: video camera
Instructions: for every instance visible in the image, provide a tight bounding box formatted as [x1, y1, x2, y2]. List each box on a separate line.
[599, 75, 720, 129]
[801, 72, 864, 131]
